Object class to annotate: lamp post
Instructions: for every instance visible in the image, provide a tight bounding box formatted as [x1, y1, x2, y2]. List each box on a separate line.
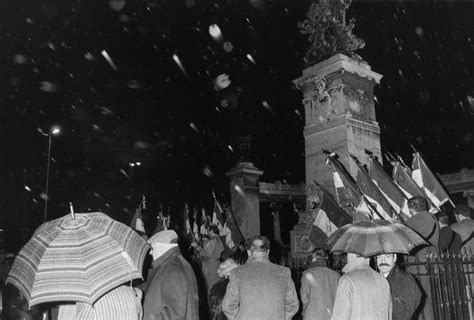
[129, 162, 141, 180]
[43, 125, 61, 222]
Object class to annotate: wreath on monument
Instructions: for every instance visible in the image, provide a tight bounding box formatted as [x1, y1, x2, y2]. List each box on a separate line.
[299, 0, 365, 64]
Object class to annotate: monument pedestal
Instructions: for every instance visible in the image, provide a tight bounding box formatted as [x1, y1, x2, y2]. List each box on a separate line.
[226, 162, 263, 239]
[290, 53, 384, 257]
[294, 53, 383, 190]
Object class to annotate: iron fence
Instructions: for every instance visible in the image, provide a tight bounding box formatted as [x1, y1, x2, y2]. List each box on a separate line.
[402, 252, 474, 320]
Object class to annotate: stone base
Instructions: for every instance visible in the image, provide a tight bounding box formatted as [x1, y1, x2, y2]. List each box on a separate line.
[290, 223, 314, 259]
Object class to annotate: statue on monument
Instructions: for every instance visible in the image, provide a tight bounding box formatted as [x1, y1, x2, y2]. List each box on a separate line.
[298, 0, 365, 64]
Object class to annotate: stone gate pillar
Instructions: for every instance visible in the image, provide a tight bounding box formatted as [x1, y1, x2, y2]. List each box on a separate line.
[293, 54, 383, 190]
[226, 162, 263, 239]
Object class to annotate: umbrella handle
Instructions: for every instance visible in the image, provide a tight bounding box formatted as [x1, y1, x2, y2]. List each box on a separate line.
[69, 202, 75, 219]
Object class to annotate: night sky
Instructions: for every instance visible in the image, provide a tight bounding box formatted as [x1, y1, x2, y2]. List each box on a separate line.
[1, 0, 473, 245]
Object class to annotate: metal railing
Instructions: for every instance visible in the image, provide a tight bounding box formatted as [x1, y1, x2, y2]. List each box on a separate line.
[402, 251, 474, 320]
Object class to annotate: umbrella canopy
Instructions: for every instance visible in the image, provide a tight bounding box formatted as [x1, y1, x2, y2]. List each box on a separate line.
[327, 220, 427, 257]
[6, 212, 149, 307]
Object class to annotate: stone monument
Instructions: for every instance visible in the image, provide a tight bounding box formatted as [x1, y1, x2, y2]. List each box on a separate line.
[294, 0, 383, 194]
[290, 0, 383, 257]
[293, 54, 383, 191]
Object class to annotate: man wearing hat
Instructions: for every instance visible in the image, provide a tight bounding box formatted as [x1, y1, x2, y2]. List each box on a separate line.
[142, 230, 199, 320]
[405, 196, 439, 320]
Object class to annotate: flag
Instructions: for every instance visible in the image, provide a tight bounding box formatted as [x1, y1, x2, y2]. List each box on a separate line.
[411, 152, 452, 208]
[354, 159, 397, 221]
[200, 208, 210, 236]
[212, 200, 225, 236]
[183, 203, 197, 245]
[223, 210, 245, 249]
[309, 187, 352, 249]
[326, 154, 363, 210]
[130, 196, 148, 240]
[368, 157, 411, 219]
[326, 154, 373, 219]
[392, 160, 427, 199]
[152, 212, 166, 236]
[392, 160, 438, 213]
[192, 209, 200, 242]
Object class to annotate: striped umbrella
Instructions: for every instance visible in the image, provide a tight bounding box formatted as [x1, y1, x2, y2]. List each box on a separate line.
[6, 212, 149, 307]
[327, 220, 427, 257]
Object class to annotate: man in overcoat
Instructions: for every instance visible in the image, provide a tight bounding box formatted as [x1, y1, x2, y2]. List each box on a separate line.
[405, 196, 439, 320]
[376, 253, 422, 320]
[300, 248, 340, 320]
[331, 252, 392, 320]
[222, 235, 299, 320]
[142, 230, 199, 320]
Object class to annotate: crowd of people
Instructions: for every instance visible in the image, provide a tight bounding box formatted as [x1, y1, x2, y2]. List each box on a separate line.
[1, 195, 473, 320]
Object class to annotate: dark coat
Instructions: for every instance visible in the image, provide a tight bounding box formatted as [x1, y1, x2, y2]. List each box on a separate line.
[208, 278, 229, 320]
[2, 283, 44, 320]
[300, 261, 340, 320]
[438, 226, 462, 253]
[143, 247, 199, 320]
[386, 266, 422, 320]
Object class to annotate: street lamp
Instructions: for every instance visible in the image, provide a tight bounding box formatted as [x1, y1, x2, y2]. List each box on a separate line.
[129, 162, 141, 179]
[43, 125, 61, 222]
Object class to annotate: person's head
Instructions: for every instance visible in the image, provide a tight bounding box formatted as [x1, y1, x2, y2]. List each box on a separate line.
[245, 235, 271, 258]
[311, 248, 328, 263]
[147, 230, 179, 260]
[346, 252, 368, 264]
[454, 205, 472, 222]
[408, 196, 429, 214]
[436, 214, 449, 227]
[375, 253, 397, 278]
[208, 225, 219, 237]
[217, 258, 239, 279]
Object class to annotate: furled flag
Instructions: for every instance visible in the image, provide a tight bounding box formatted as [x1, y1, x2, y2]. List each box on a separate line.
[325, 152, 372, 220]
[411, 152, 453, 208]
[152, 209, 167, 236]
[130, 195, 148, 240]
[392, 160, 438, 213]
[192, 208, 200, 243]
[309, 186, 352, 249]
[200, 208, 210, 236]
[392, 160, 427, 199]
[183, 203, 197, 246]
[353, 157, 398, 221]
[368, 156, 410, 219]
[223, 209, 245, 249]
[212, 199, 226, 236]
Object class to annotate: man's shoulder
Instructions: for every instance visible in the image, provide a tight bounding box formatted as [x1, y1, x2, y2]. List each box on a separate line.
[239, 260, 290, 275]
[342, 266, 381, 280]
[391, 266, 415, 280]
[304, 266, 339, 277]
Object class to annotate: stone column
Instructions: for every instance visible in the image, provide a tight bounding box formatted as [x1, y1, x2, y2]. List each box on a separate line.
[226, 162, 263, 239]
[293, 53, 383, 189]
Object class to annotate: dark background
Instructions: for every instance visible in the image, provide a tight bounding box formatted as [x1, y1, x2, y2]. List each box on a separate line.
[0, 0, 473, 251]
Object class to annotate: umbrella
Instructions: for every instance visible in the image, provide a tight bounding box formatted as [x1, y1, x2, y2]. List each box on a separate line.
[6, 212, 149, 307]
[327, 220, 427, 257]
